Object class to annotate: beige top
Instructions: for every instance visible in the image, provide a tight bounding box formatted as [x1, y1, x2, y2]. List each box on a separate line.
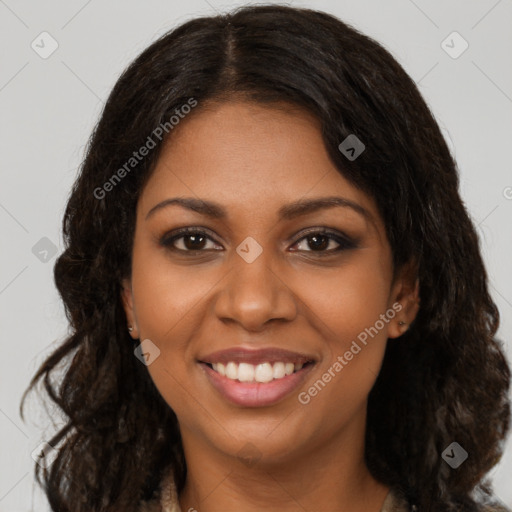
[139, 468, 411, 512]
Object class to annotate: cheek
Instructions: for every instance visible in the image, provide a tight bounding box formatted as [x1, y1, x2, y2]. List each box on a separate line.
[301, 255, 392, 346]
[129, 246, 209, 407]
[130, 240, 216, 342]
[295, 257, 391, 413]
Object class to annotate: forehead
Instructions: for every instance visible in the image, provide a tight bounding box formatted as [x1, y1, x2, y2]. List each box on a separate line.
[138, 101, 382, 232]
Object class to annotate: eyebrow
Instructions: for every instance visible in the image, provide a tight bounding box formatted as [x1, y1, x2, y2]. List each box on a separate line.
[145, 196, 372, 222]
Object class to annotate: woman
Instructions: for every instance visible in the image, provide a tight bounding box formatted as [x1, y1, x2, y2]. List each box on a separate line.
[21, 4, 511, 512]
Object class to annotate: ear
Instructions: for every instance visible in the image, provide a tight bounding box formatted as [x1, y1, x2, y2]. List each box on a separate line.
[387, 261, 420, 339]
[121, 278, 139, 339]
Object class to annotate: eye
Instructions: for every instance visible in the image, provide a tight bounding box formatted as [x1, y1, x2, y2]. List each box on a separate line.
[159, 227, 358, 255]
[159, 228, 222, 252]
[291, 229, 357, 254]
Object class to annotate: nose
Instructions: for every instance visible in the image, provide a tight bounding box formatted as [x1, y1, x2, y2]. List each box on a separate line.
[213, 247, 298, 332]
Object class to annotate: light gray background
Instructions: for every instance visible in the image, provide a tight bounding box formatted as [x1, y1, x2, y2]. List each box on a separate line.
[1, 0, 511, 510]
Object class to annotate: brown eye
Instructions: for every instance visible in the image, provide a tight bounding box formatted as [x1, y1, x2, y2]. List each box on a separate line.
[178, 233, 208, 250]
[292, 229, 358, 254]
[160, 227, 357, 256]
[298, 234, 333, 251]
[160, 228, 222, 252]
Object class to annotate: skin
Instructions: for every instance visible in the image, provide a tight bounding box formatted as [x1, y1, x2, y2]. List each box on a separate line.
[121, 101, 419, 512]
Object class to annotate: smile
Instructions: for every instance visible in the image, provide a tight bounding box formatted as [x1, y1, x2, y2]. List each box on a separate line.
[211, 361, 306, 383]
[198, 347, 316, 407]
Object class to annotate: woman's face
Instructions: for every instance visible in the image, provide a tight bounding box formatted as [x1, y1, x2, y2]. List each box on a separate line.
[122, 101, 415, 466]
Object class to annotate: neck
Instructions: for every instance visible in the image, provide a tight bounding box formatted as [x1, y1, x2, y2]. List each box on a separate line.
[177, 410, 390, 512]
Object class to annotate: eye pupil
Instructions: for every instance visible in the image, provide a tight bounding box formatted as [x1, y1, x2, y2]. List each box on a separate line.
[184, 234, 206, 250]
[308, 234, 329, 251]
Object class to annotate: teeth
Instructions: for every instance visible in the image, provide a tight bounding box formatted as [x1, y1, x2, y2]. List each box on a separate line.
[238, 363, 255, 382]
[255, 362, 274, 383]
[225, 362, 238, 380]
[216, 362, 226, 376]
[273, 362, 285, 379]
[211, 361, 306, 383]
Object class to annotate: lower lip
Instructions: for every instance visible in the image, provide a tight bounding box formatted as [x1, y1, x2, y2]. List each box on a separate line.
[200, 362, 315, 407]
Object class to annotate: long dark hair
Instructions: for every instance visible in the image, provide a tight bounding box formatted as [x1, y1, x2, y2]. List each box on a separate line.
[21, 4, 511, 511]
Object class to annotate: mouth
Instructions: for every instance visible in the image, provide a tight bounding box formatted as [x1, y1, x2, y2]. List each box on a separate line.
[198, 347, 317, 407]
[203, 360, 314, 383]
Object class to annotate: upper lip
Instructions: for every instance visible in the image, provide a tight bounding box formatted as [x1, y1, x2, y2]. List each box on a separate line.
[199, 347, 316, 366]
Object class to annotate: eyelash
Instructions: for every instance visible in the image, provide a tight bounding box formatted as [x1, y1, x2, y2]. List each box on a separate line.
[159, 227, 358, 256]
